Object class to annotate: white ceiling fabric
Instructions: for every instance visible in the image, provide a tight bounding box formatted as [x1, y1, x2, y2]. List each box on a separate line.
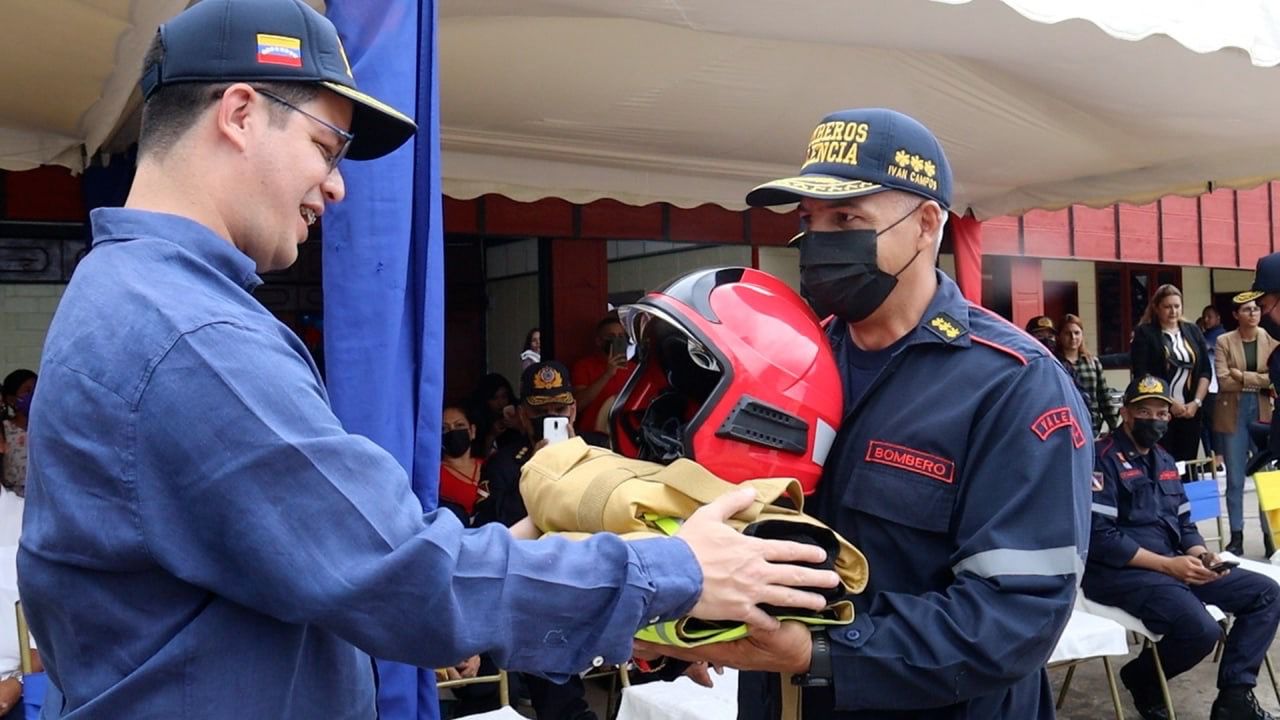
[439, 0, 1280, 218]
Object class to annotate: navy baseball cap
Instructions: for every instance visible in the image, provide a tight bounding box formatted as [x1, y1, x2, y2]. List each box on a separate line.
[1025, 315, 1056, 335]
[140, 0, 416, 161]
[747, 108, 952, 209]
[521, 361, 575, 407]
[1124, 375, 1173, 406]
[1252, 252, 1280, 293]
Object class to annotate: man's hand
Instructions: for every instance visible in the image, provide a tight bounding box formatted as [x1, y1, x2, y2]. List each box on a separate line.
[604, 352, 628, 378]
[677, 488, 839, 630]
[636, 621, 814, 674]
[683, 661, 723, 688]
[0, 677, 21, 716]
[510, 516, 540, 540]
[1163, 555, 1220, 585]
[455, 655, 481, 679]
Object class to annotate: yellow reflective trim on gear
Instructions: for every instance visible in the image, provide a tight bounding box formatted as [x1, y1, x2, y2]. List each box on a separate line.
[642, 513, 682, 537]
[634, 601, 854, 647]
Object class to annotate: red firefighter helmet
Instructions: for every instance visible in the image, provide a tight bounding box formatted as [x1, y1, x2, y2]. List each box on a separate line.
[611, 267, 842, 494]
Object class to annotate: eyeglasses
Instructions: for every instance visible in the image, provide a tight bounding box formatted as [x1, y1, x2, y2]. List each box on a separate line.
[1240, 306, 1262, 314]
[256, 88, 353, 172]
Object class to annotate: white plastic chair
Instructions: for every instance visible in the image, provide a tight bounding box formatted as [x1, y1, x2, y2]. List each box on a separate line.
[1079, 596, 1178, 720]
[1049, 607, 1130, 719]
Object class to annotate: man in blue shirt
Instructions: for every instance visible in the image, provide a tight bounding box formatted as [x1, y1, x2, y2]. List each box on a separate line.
[652, 108, 1092, 719]
[17, 2, 838, 717]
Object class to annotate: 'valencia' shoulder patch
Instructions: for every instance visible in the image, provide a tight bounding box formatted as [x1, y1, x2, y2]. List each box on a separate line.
[1031, 407, 1086, 449]
[925, 312, 967, 343]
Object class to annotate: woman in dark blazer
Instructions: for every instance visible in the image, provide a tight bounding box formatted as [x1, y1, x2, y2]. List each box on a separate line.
[1130, 283, 1212, 461]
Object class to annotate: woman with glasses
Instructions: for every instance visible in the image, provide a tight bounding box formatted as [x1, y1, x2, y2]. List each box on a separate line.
[1212, 292, 1277, 554]
[1131, 284, 1212, 461]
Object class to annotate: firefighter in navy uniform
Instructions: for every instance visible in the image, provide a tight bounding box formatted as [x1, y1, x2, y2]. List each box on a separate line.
[1085, 375, 1280, 720]
[654, 108, 1093, 719]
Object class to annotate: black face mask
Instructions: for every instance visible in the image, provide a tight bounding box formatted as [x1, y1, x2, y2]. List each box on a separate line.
[442, 429, 472, 458]
[1130, 418, 1169, 450]
[797, 203, 925, 323]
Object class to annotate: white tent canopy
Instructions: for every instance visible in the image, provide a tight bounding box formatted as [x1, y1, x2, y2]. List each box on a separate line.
[439, 0, 1280, 218]
[0, 0, 323, 173]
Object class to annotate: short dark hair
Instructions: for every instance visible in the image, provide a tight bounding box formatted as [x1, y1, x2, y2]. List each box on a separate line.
[595, 312, 622, 334]
[2, 370, 35, 399]
[138, 34, 319, 159]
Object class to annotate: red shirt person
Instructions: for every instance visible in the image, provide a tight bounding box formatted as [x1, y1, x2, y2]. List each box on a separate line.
[572, 313, 636, 434]
[438, 406, 485, 520]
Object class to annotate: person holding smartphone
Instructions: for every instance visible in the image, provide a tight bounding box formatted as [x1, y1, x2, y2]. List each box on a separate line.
[473, 360, 599, 719]
[1085, 375, 1280, 720]
[572, 312, 636, 434]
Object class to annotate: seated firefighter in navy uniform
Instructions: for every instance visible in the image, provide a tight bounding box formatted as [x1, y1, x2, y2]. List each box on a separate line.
[1085, 374, 1280, 720]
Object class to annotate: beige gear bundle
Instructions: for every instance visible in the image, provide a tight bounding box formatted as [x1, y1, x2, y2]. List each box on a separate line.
[519, 437, 868, 645]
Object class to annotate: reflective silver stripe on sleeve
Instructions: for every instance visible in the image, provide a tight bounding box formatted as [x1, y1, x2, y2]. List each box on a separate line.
[1178, 502, 1191, 516]
[1091, 503, 1118, 518]
[952, 546, 1082, 579]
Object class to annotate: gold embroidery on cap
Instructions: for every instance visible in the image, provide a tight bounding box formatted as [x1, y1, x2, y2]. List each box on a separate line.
[887, 148, 939, 192]
[802, 121, 871, 169]
[763, 178, 881, 196]
[533, 365, 564, 390]
[1137, 376, 1163, 394]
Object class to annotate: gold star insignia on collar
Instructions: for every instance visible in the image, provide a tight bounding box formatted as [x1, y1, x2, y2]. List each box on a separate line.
[925, 312, 967, 343]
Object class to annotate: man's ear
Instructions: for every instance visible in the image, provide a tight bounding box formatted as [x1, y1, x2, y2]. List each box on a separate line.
[214, 83, 258, 154]
[917, 201, 945, 253]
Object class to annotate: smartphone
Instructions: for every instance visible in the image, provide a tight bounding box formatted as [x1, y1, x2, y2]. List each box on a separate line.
[542, 416, 570, 445]
[1209, 560, 1239, 574]
[608, 335, 629, 359]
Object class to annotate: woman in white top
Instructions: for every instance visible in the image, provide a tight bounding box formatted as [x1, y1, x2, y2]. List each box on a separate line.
[519, 327, 541, 370]
[0, 371, 35, 499]
[1129, 285, 1212, 461]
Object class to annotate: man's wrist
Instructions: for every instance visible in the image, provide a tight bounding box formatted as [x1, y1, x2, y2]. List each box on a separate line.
[792, 629, 832, 687]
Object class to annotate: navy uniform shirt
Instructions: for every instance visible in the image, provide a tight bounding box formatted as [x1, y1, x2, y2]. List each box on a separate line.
[806, 272, 1092, 719]
[1083, 429, 1203, 596]
[18, 208, 702, 719]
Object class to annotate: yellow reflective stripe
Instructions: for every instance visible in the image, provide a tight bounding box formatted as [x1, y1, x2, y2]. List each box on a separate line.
[642, 513, 682, 537]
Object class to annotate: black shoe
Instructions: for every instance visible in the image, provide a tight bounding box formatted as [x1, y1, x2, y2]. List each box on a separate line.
[1212, 687, 1276, 720]
[1124, 680, 1171, 720]
[1227, 531, 1245, 556]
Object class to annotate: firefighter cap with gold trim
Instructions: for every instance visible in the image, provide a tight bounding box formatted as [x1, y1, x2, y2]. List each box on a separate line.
[140, 0, 416, 161]
[1124, 375, 1173, 407]
[746, 108, 952, 210]
[520, 361, 575, 407]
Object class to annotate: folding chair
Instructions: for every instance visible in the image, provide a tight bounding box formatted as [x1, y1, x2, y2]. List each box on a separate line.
[1183, 475, 1226, 552]
[15, 601, 47, 717]
[436, 667, 511, 709]
[1254, 470, 1280, 555]
[581, 663, 631, 720]
[1049, 607, 1129, 720]
[1079, 597, 1178, 720]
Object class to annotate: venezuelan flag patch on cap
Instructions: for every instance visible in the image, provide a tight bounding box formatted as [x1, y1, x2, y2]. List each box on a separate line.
[256, 33, 302, 67]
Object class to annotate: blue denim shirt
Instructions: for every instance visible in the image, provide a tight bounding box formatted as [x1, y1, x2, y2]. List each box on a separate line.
[18, 208, 701, 719]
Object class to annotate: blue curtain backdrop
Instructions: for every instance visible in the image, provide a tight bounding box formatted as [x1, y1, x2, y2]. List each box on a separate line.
[324, 1, 444, 719]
